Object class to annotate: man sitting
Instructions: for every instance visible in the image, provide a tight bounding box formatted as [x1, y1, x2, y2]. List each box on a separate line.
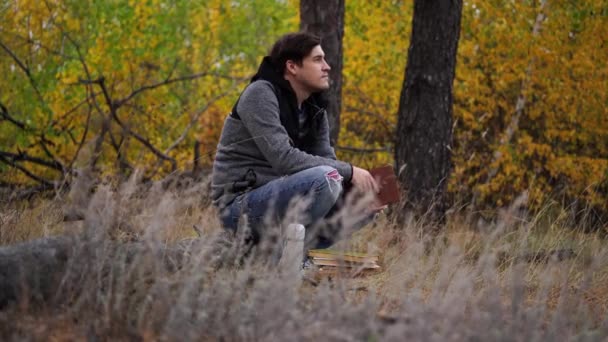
[211, 32, 382, 249]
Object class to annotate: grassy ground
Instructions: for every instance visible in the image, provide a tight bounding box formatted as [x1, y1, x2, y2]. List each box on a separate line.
[0, 178, 607, 340]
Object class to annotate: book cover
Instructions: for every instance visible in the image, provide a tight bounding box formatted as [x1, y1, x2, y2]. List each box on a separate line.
[369, 165, 400, 205]
[312, 258, 380, 269]
[315, 266, 381, 278]
[308, 249, 379, 263]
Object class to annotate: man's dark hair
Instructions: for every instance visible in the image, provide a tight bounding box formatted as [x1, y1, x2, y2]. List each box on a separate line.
[269, 32, 321, 74]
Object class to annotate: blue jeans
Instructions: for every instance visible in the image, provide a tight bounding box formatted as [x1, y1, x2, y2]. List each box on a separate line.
[220, 165, 374, 249]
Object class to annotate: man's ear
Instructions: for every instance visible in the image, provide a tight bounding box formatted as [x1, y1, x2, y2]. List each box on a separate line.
[285, 60, 298, 76]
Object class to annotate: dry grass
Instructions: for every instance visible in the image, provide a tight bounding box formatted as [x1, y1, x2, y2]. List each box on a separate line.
[0, 175, 607, 341]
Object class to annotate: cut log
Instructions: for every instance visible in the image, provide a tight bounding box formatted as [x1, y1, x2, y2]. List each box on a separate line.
[0, 231, 237, 309]
[0, 236, 74, 308]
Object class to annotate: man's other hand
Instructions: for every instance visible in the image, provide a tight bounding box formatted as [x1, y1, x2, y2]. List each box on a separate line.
[351, 166, 379, 193]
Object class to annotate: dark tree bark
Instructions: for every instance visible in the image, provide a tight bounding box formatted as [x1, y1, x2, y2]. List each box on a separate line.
[300, 0, 345, 146]
[395, 0, 462, 221]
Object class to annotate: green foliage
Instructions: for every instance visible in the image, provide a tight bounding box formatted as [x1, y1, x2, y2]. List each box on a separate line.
[0, 0, 297, 182]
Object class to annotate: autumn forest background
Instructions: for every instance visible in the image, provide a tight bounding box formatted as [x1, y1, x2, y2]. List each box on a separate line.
[2, 0, 606, 218]
[1, 0, 608, 340]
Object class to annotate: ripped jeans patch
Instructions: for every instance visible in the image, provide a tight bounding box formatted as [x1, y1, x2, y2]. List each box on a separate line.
[325, 169, 343, 194]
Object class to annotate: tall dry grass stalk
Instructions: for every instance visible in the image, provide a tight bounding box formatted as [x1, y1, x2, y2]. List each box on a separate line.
[0, 172, 607, 340]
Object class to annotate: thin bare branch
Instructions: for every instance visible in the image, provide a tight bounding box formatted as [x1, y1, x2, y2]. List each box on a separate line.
[51, 92, 99, 127]
[344, 105, 395, 133]
[0, 40, 46, 106]
[165, 58, 180, 82]
[0, 102, 29, 131]
[57, 20, 242, 174]
[113, 72, 248, 108]
[37, 135, 65, 172]
[93, 77, 177, 171]
[0, 150, 63, 171]
[164, 84, 241, 154]
[0, 154, 56, 187]
[1, 103, 66, 182]
[0, 40, 31, 78]
[67, 102, 93, 170]
[57, 29, 112, 172]
[0, 28, 78, 61]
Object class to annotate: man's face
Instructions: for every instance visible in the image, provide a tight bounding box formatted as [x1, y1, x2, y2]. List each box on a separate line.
[288, 45, 331, 92]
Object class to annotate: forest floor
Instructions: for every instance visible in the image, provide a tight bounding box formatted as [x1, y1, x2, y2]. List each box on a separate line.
[1, 183, 607, 340]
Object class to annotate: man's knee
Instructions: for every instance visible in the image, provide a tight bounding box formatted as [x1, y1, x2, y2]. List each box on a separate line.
[308, 165, 344, 200]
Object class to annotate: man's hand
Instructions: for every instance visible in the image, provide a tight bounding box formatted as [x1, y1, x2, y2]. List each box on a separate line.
[351, 166, 379, 194]
[352, 166, 387, 215]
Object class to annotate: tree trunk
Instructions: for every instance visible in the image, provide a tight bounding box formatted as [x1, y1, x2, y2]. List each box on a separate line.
[395, 0, 462, 222]
[300, 0, 345, 146]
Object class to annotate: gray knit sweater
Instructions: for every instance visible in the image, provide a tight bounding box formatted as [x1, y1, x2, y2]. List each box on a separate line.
[211, 80, 353, 207]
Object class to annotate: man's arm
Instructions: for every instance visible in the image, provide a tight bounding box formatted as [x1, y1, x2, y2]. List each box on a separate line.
[237, 81, 352, 180]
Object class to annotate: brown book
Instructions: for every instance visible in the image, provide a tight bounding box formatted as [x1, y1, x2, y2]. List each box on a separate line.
[314, 266, 381, 278]
[312, 258, 380, 269]
[369, 165, 400, 205]
[306, 249, 382, 280]
[308, 249, 379, 263]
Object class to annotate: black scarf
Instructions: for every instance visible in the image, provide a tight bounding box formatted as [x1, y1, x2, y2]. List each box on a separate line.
[232, 57, 328, 149]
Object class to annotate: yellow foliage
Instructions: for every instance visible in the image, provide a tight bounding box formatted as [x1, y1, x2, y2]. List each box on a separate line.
[338, 0, 412, 169]
[1, 0, 606, 214]
[452, 0, 608, 211]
